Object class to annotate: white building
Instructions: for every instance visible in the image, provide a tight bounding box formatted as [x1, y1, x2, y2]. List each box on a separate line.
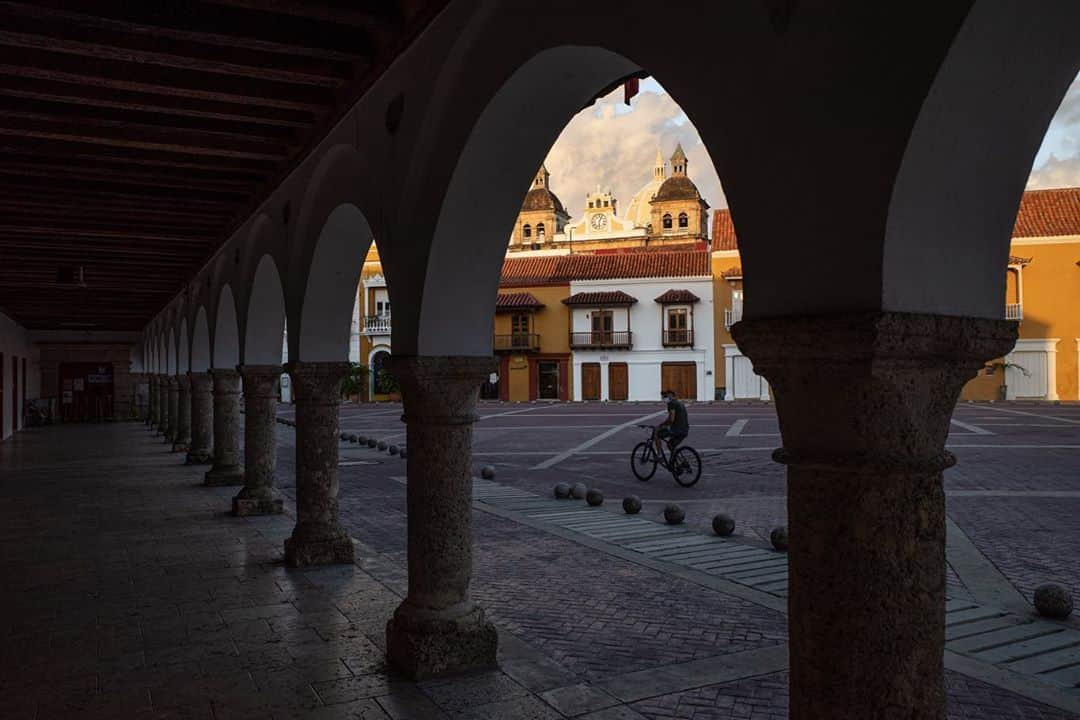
[567, 274, 714, 402]
[361, 274, 392, 400]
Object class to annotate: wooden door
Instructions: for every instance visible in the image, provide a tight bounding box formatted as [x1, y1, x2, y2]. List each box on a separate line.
[661, 362, 696, 400]
[608, 363, 628, 401]
[581, 363, 601, 400]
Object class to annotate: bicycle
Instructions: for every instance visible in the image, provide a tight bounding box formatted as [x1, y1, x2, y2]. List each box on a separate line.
[630, 424, 702, 487]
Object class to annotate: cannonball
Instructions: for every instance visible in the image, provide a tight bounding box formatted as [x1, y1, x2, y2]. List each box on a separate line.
[554, 483, 571, 499]
[571, 482, 588, 499]
[622, 496, 642, 514]
[348, 434, 358, 443]
[377, 441, 388, 451]
[357, 435, 367, 444]
[388, 445, 399, 455]
[367, 438, 377, 448]
[770, 526, 789, 552]
[664, 504, 685, 525]
[1034, 584, 1074, 619]
[399, 449, 407, 459]
[586, 488, 604, 506]
[480, 465, 496, 480]
[712, 514, 736, 537]
[340, 432, 349, 441]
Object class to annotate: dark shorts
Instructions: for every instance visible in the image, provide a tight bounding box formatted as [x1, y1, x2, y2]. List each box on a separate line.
[658, 427, 687, 448]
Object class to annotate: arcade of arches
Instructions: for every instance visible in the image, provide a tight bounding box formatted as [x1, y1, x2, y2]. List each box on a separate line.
[2, 3, 1080, 718]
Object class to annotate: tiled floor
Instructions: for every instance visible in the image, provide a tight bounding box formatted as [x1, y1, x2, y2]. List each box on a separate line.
[2, 421, 1078, 719]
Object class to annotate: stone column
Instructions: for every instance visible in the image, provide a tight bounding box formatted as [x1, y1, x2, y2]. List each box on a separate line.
[165, 376, 179, 444]
[233, 365, 284, 516]
[384, 355, 498, 680]
[157, 374, 169, 436]
[172, 375, 192, 453]
[186, 372, 213, 464]
[147, 374, 158, 429]
[204, 369, 243, 486]
[731, 312, 1016, 720]
[283, 361, 353, 567]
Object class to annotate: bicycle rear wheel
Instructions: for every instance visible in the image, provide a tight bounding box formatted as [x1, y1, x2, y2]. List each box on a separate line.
[631, 441, 658, 481]
[671, 446, 702, 487]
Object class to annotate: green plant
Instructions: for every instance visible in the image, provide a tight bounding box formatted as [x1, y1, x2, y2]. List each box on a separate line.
[341, 364, 369, 399]
[985, 361, 1030, 377]
[375, 367, 400, 395]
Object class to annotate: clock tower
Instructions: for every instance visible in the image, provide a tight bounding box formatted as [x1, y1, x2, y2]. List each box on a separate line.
[584, 187, 617, 236]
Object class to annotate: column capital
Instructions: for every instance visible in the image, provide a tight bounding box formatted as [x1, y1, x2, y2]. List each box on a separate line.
[188, 371, 212, 388]
[285, 361, 351, 405]
[239, 365, 282, 399]
[386, 355, 495, 426]
[177, 374, 190, 391]
[732, 312, 1017, 472]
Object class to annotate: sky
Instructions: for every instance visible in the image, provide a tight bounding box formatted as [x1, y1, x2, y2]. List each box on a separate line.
[542, 74, 1080, 221]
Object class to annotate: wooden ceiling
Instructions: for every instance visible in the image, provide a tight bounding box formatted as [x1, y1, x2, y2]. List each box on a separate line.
[0, 0, 446, 331]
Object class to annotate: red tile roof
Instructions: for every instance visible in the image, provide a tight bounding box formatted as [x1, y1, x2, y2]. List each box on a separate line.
[1007, 255, 1032, 267]
[712, 209, 737, 251]
[709, 189, 1080, 250]
[591, 241, 706, 254]
[562, 291, 638, 306]
[653, 289, 700, 304]
[495, 292, 544, 311]
[1013, 188, 1080, 238]
[501, 251, 709, 287]
[721, 266, 742, 279]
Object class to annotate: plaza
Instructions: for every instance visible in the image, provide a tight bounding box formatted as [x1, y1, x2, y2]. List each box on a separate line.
[4, 400, 1079, 718]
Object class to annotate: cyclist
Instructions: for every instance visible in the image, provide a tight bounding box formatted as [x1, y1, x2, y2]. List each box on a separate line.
[655, 389, 689, 457]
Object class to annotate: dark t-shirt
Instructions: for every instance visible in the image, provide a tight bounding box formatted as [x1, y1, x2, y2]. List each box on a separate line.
[667, 398, 689, 435]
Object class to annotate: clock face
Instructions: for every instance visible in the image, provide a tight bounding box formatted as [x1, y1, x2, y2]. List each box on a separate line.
[591, 213, 607, 230]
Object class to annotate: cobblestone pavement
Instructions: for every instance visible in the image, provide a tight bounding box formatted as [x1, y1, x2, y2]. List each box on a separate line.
[631, 671, 1080, 720]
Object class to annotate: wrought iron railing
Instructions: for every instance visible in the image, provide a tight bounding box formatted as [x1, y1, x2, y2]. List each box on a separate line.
[493, 333, 540, 351]
[1005, 303, 1023, 321]
[662, 330, 694, 347]
[723, 303, 743, 331]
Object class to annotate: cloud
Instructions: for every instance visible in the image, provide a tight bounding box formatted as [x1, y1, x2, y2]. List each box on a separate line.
[541, 84, 726, 222]
[1028, 73, 1080, 189]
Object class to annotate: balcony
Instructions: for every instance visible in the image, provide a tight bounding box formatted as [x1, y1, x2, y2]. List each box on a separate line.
[494, 333, 540, 352]
[1005, 303, 1023, 321]
[362, 314, 391, 334]
[569, 331, 633, 350]
[662, 329, 694, 347]
[723, 302, 743, 331]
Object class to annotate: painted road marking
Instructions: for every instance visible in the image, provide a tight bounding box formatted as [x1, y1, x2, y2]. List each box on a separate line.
[950, 419, 994, 435]
[530, 410, 667, 470]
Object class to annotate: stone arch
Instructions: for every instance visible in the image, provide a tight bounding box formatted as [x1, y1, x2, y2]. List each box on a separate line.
[297, 204, 375, 362]
[177, 319, 189, 374]
[882, 1, 1080, 320]
[245, 254, 288, 365]
[191, 307, 211, 373]
[367, 344, 391, 399]
[166, 331, 176, 375]
[213, 284, 241, 369]
[416, 46, 641, 355]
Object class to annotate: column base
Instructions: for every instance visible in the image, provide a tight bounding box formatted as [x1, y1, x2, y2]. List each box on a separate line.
[283, 522, 354, 567]
[232, 489, 284, 517]
[204, 466, 244, 486]
[185, 450, 212, 465]
[386, 603, 498, 680]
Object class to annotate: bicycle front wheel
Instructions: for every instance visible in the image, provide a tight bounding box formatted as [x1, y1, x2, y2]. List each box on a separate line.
[631, 441, 657, 481]
[671, 446, 702, 487]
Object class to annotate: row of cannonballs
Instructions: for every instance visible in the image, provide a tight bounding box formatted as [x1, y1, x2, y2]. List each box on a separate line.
[345, 432, 406, 458]
[550, 481, 790, 553]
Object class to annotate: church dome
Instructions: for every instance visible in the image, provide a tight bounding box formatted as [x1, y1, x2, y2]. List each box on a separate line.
[625, 177, 665, 228]
[521, 186, 567, 215]
[652, 175, 703, 203]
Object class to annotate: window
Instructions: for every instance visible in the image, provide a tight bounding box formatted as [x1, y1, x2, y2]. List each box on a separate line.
[667, 307, 688, 331]
[662, 213, 672, 229]
[511, 313, 529, 334]
[603, 200, 609, 207]
[666, 307, 690, 345]
[537, 223, 545, 238]
[523, 224, 531, 239]
[588, 201, 594, 209]
[678, 212, 688, 228]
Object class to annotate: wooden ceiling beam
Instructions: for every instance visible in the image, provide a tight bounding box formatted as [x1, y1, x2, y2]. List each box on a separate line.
[0, 24, 351, 88]
[12, 1, 381, 59]
[0, 46, 335, 111]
